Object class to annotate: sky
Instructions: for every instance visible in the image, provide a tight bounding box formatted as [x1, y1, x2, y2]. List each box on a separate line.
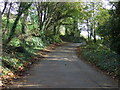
[0, 0, 112, 12]
[102, 0, 113, 9]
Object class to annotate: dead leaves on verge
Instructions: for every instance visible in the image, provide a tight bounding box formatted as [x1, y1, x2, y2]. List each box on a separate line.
[1, 42, 67, 87]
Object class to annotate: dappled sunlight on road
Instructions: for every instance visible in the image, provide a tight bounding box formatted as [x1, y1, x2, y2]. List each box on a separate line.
[10, 82, 49, 88]
[43, 56, 78, 61]
[7, 43, 118, 88]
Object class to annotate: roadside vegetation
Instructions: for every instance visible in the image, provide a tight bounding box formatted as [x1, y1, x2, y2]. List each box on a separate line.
[0, 1, 120, 85]
[79, 2, 120, 79]
[1, 2, 82, 84]
[80, 42, 120, 79]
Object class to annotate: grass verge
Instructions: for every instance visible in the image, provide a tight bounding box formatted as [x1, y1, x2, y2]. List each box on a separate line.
[78, 43, 120, 80]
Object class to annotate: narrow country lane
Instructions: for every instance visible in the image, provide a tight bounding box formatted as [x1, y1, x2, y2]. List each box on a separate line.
[7, 43, 118, 89]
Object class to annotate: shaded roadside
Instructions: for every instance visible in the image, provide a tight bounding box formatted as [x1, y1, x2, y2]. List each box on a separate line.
[3, 43, 118, 89]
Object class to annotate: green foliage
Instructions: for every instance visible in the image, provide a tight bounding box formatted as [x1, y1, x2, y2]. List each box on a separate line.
[46, 35, 62, 44]
[2, 51, 31, 76]
[2, 1, 120, 81]
[9, 38, 21, 47]
[60, 35, 85, 43]
[80, 43, 120, 77]
[96, 2, 120, 54]
[52, 35, 62, 43]
[3, 56, 24, 71]
[29, 37, 45, 49]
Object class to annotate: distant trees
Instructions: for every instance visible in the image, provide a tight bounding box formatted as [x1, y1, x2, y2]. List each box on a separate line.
[81, 2, 109, 43]
[1, 1, 120, 54]
[2, 2, 83, 46]
[36, 2, 83, 43]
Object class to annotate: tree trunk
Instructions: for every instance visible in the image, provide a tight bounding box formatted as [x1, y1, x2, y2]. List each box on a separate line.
[21, 11, 28, 34]
[37, 2, 43, 31]
[93, 29, 96, 43]
[86, 19, 90, 41]
[4, 2, 12, 33]
[92, 2, 96, 43]
[53, 25, 56, 35]
[4, 3, 32, 45]
[2, 2, 8, 15]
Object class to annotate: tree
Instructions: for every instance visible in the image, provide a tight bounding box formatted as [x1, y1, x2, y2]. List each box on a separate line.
[2, 1, 8, 15]
[4, 2, 32, 45]
[97, 1, 120, 54]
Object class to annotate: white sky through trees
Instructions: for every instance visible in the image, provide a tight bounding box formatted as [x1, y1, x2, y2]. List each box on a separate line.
[0, 0, 113, 13]
[0, 0, 115, 38]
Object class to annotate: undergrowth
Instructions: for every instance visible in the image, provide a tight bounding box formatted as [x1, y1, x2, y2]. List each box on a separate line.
[1, 36, 62, 84]
[1, 49, 35, 82]
[80, 43, 120, 79]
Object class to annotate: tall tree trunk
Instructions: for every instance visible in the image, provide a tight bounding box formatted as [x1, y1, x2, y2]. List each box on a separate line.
[53, 25, 56, 35]
[4, 12, 22, 45]
[4, 3, 32, 45]
[4, 2, 12, 34]
[86, 19, 90, 41]
[2, 2, 8, 15]
[0, 11, 2, 52]
[21, 11, 28, 34]
[37, 2, 43, 31]
[92, 2, 96, 43]
[20, 10, 29, 47]
[90, 26, 92, 40]
[93, 29, 96, 43]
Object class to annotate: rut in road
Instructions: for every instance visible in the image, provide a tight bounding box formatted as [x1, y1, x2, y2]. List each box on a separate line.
[8, 43, 118, 88]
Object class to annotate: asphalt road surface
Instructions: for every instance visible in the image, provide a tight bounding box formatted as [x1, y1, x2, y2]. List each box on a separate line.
[7, 43, 118, 89]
